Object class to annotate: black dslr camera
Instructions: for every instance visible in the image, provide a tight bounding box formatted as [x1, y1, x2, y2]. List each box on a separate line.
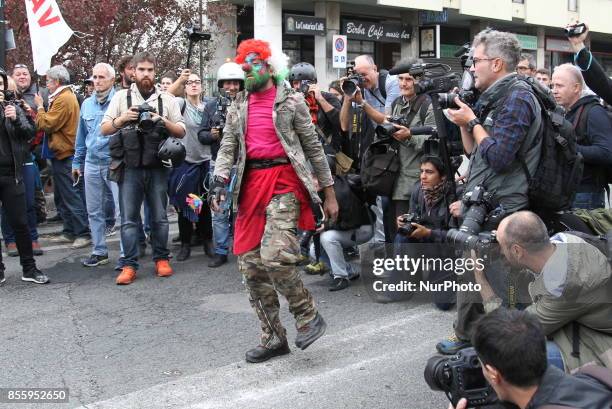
[424, 347, 497, 408]
[446, 185, 503, 253]
[341, 73, 365, 96]
[134, 103, 157, 131]
[438, 44, 479, 109]
[375, 115, 410, 138]
[213, 92, 232, 131]
[397, 213, 421, 236]
[298, 80, 314, 96]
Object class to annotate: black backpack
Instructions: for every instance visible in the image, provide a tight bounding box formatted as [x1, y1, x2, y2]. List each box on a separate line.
[515, 77, 584, 211]
[329, 174, 373, 231]
[572, 100, 612, 197]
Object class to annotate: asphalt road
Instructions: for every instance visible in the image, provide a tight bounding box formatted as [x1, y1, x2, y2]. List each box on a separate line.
[0, 218, 454, 409]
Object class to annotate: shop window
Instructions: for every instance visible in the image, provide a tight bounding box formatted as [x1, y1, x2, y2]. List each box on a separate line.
[568, 0, 578, 11]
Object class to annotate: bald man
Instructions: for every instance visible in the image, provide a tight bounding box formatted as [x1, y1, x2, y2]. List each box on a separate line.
[494, 210, 612, 371]
[552, 63, 612, 209]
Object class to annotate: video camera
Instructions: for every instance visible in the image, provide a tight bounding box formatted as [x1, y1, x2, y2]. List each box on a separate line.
[565, 22, 586, 38]
[397, 213, 421, 237]
[446, 185, 504, 253]
[424, 347, 498, 408]
[184, 22, 211, 67]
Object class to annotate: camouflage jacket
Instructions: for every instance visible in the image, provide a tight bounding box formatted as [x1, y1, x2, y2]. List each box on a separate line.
[214, 84, 334, 212]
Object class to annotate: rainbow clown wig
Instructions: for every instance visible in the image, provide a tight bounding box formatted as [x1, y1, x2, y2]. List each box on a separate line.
[235, 39, 289, 84]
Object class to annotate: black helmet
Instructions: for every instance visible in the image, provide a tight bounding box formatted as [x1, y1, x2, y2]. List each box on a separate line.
[158, 137, 186, 168]
[288, 62, 317, 82]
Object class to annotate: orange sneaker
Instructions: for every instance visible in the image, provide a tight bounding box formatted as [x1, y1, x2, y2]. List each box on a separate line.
[116, 266, 137, 285]
[155, 260, 173, 277]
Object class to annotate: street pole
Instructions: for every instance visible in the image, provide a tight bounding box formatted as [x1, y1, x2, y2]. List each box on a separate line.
[0, 0, 6, 70]
[199, 0, 203, 82]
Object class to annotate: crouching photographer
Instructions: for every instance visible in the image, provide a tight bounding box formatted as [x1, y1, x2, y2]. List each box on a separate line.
[394, 156, 456, 310]
[429, 308, 612, 409]
[101, 51, 186, 285]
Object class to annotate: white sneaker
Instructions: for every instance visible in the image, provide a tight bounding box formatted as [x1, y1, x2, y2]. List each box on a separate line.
[72, 237, 92, 249]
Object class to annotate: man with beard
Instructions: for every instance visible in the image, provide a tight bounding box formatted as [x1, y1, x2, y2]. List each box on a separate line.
[101, 52, 185, 285]
[116, 55, 135, 90]
[210, 39, 338, 363]
[493, 211, 612, 371]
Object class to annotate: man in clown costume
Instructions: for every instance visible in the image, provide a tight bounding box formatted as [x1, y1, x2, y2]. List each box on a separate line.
[210, 39, 338, 363]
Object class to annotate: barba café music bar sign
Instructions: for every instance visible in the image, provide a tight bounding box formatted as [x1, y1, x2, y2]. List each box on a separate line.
[342, 19, 411, 43]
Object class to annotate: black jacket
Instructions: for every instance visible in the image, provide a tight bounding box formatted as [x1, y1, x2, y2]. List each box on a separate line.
[526, 366, 612, 409]
[575, 48, 612, 106]
[0, 103, 36, 182]
[315, 91, 343, 151]
[566, 95, 612, 190]
[198, 97, 224, 161]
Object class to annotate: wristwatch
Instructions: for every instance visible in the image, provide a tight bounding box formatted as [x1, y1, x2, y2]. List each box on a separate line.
[466, 118, 481, 133]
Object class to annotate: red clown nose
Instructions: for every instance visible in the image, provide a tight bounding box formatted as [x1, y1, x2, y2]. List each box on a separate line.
[241, 63, 252, 72]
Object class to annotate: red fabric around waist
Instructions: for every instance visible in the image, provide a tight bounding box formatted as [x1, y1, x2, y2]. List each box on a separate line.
[233, 164, 315, 255]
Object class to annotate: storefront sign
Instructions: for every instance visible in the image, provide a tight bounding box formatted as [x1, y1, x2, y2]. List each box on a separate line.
[516, 34, 538, 50]
[333, 35, 348, 69]
[418, 9, 448, 25]
[545, 37, 573, 53]
[341, 19, 411, 43]
[284, 14, 326, 36]
[419, 25, 440, 58]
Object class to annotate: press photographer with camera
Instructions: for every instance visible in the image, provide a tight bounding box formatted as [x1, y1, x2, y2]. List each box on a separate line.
[0, 67, 48, 285]
[442, 308, 612, 409]
[101, 51, 186, 285]
[288, 62, 343, 151]
[567, 22, 612, 106]
[494, 211, 612, 371]
[197, 61, 244, 268]
[395, 156, 456, 310]
[437, 29, 543, 355]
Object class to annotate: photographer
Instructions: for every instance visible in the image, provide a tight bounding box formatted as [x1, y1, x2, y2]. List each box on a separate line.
[0, 67, 48, 285]
[567, 22, 612, 105]
[494, 211, 612, 371]
[448, 308, 612, 409]
[198, 61, 244, 267]
[101, 51, 185, 285]
[438, 29, 543, 355]
[551, 63, 612, 210]
[395, 156, 456, 310]
[385, 58, 436, 238]
[288, 62, 343, 151]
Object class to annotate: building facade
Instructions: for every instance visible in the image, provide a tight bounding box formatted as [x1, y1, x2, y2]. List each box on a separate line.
[209, 0, 612, 88]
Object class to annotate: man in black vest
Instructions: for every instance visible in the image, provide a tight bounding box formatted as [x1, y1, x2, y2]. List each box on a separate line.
[437, 29, 543, 355]
[101, 52, 185, 285]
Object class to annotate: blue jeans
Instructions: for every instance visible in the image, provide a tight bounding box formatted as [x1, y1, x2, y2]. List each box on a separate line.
[52, 157, 90, 238]
[318, 226, 373, 278]
[85, 162, 120, 256]
[118, 167, 170, 269]
[1, 163, 39, 243]
[104, 184, 116, 228]
[572, 191, 605, 210]
[210, 164, 233, 256]
[546, 341, 565, 371]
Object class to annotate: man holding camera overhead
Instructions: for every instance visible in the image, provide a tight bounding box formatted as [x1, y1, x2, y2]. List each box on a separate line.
[436, 29, 543, 355]
[101, 52, 185, 285]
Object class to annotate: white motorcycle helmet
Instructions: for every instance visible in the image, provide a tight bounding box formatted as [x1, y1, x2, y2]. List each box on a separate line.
[216, 62, 245, 90]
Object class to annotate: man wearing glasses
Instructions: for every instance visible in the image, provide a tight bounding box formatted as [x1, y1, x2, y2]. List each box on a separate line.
[436, 29, 543, 355]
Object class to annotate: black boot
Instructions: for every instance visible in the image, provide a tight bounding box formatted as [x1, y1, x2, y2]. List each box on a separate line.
[208, 254, 227, 268]
[177, 244, 191, 261]
[245, 341, 291, 363]
[295, 313, 327, 350]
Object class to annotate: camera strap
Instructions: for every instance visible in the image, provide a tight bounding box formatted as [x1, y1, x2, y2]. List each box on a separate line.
[126, 88, 164, 117]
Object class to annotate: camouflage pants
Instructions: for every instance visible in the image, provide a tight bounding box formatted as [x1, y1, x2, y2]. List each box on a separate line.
[238, 192, 317, 348]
